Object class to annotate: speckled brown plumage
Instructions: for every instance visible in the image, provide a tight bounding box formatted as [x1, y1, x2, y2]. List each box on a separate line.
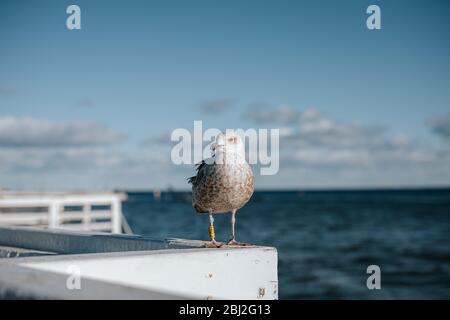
[189, 161, 254, 214]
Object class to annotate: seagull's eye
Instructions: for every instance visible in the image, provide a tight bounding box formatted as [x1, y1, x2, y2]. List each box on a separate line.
[228, 138, 235, 143]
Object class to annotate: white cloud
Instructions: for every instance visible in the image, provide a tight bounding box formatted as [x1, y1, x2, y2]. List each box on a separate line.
[0, 86, 16, 97]
[246, 104, 302, 124]
[0, 145, 174, 190]
[246, 106, 449, 187]
[0, 116, 122, 147]
[74, 98, 95, 108]
[429, 115, 450, 142]
[199, 98, 234, 114]
[294, 149, 371, 166]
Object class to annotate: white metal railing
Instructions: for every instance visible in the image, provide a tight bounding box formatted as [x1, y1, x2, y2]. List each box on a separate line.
[0, 192, 127, 234]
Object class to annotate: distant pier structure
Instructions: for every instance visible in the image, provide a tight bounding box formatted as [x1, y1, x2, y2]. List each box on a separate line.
[0, 191, 129, 234]
[153, 189, 161, 201]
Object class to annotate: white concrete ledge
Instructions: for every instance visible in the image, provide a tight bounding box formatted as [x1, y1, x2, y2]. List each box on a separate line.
[0, 227, 278, 300]
[0, 264, 185, 299]
[0, 226, 201, 254]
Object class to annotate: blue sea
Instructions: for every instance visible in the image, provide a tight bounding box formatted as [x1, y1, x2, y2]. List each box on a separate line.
[122, 189, 450, 299]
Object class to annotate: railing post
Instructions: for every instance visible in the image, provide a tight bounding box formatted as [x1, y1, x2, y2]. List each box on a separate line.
[111, 197, 122, 234]
[49, 201, 60, 228]
[82, 203, 91, 230]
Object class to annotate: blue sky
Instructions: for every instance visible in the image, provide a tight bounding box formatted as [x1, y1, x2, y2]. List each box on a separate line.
[1, 0, 450, 190]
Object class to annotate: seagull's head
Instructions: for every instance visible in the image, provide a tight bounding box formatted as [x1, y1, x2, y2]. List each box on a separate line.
[211, 132, 245, 158]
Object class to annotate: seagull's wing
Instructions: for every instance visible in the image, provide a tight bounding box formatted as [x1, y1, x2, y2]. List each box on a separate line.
[187, 160, 207, 187]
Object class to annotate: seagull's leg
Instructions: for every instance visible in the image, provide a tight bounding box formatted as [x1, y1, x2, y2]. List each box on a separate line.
[227, 210, 250, 246]
[227, 209, 237, 244]
[205, 211, 222, 248]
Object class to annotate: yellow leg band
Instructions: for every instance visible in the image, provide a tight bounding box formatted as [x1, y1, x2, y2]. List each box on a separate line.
[208, 225, 215, 239]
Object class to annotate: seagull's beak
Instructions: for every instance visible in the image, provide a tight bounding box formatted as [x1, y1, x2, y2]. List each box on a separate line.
[211, 143, 225, 151]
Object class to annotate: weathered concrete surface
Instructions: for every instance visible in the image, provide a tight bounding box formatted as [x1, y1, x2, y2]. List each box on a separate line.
[0, 227, 278, 300]
[0, 264, 185, 299]
[0, 245, 54, 258]
[0, 226, 201, 254]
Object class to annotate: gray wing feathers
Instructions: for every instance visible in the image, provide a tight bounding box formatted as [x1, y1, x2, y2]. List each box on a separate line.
[187, 160, 207, 187]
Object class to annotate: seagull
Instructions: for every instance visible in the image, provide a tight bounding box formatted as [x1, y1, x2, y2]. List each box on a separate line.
[188, 132, 254, 247]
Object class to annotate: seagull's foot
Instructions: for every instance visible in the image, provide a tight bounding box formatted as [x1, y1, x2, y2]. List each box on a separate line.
[226, 239, 252, 247]
[204, 240, 223, 248]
